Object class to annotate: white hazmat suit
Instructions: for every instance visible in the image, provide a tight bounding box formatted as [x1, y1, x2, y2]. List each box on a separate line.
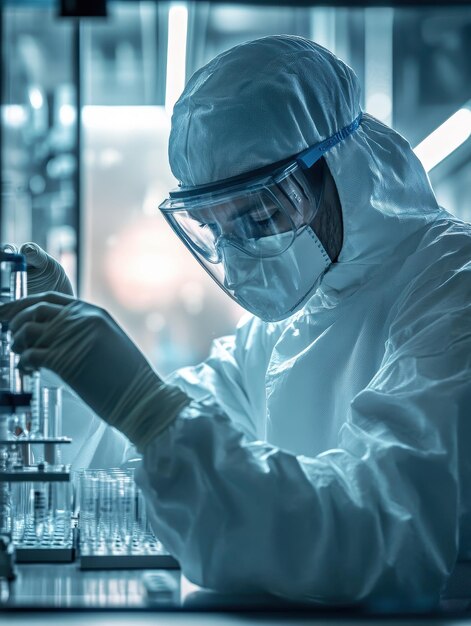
[3, 35, 470, 606]
[133, 36, 471, 604]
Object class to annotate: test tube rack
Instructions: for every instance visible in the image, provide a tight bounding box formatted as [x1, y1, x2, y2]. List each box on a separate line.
[0, 251, 178, 570]
[0, 250, 76, 564]
[0, 437, 75, 563]
[79, 535, 179, 570]
[14, 515, 76, 563]
[0, 438, 72, 480]
[76, 468, 179, 571]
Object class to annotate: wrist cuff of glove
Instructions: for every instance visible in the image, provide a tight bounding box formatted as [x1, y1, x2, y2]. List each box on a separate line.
[107, 367, 191, 450]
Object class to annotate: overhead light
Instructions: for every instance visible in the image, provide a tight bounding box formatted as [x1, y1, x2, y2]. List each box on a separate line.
[366, 92, 392, 123]
[28, 87, 44, 110]
[364, 8, 394, 126]
[165, 3, 188, 117]
[59, 104, 77, 126]
[3, 105, 28, 128]
[413, 106, 471, 172]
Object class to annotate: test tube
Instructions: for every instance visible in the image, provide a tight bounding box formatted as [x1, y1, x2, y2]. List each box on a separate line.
[23, 373, 41, 437]
[98, 474, 115, 548]
[10, 255, 27, 301]
[47, 482, 72, 543]
[41, 386, 63, 468]
[135, 488, 148, 544]
[32, 482, 48, 541]
[0, 404, 11, 536]
[41, 387, 63, 439]
[79, 471, 99, 546]
[11, 482, 31, 544]
[0, 324, 11, 391]
[0, 253, 19, 391]
[0, 483, 12, 535]
[0, 398, 22, 468]
[4, 253, 42, 437]
[116, 473, 135, 548]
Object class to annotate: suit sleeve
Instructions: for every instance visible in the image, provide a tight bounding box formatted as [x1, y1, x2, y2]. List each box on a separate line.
[166, 313, 280, 440]
[135, 268, 469, 604]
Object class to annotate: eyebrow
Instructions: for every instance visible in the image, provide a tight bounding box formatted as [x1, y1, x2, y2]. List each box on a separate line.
[194, 195, 280, 226]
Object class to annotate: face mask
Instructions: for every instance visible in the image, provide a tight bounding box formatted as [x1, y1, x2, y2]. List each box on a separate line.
[221, 226, 331, 322]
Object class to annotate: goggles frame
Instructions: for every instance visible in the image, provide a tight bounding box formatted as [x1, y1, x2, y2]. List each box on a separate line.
[163, 187, 301, 263]
[158, 113, 362, 262]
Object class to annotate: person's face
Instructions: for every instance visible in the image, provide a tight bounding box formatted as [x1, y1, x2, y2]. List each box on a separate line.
[193, 159, 327, 245]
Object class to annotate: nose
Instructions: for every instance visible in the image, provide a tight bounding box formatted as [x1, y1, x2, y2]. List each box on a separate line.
[214, 234, 233, 264]
[221, 245, 241, 290]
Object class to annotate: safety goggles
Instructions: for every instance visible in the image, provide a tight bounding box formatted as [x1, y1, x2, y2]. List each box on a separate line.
[159, 114, 362, 263]
[160, 164, 322, 263]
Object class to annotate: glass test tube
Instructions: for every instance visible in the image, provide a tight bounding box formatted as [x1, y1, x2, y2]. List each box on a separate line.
[0, 253, 40, 430]
[79, 471, 99, 546]
[11, 259, 27, 301]
[0, 483, 12, 535]
[0, 404, 11, 535]
[20, 373, 40, 437]
[0, 253, 16, 392]
[46, 481, 72, 543]
[0, 325, 11, 391]
[77, 468, 161, 554]
[41, 386, 63, 439]
[32, 482, 48, 541]
[11, 482, 30, 543]
[12, 255, 42, 437]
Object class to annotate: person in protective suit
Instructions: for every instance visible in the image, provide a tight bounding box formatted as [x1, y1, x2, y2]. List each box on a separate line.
[2, 36, 471, 606]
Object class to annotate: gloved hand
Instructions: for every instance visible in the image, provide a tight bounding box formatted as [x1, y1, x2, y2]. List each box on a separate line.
[0, 293, 190, 449]
[20, 243, 74, 296]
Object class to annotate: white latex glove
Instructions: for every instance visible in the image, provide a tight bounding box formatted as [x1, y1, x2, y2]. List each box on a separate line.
[20, 242, 74, 296]
[0, 293, 190, 450]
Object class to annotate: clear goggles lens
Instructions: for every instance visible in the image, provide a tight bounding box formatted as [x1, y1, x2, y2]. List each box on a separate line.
[159, 162, 323, 262]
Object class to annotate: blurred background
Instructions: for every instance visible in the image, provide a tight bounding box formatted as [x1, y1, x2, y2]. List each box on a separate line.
[1, 0, 470, 375]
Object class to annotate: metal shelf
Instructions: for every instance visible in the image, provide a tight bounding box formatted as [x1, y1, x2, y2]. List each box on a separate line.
[0, 465, 71, 482]
[0, 437, 71, 445]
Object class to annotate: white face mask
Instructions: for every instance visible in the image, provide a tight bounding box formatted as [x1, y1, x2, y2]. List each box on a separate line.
[221, 226, 331, 322]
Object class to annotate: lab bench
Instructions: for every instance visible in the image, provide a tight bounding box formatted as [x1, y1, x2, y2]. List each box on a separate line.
[4, 562, 178, 608]
[2, 559, 471, 626]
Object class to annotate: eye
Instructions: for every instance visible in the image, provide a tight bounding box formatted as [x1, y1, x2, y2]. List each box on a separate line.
[248, 207, 280, 225]
[198, 222, 220, 237]
[252, 214, 280, 234]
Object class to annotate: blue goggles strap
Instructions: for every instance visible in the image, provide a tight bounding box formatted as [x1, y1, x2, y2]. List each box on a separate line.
[166, 112, 363, 201]
[297, 113, 363, 169]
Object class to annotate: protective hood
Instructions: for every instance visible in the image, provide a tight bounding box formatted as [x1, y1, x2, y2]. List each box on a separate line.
[169, 35, 440, 301]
